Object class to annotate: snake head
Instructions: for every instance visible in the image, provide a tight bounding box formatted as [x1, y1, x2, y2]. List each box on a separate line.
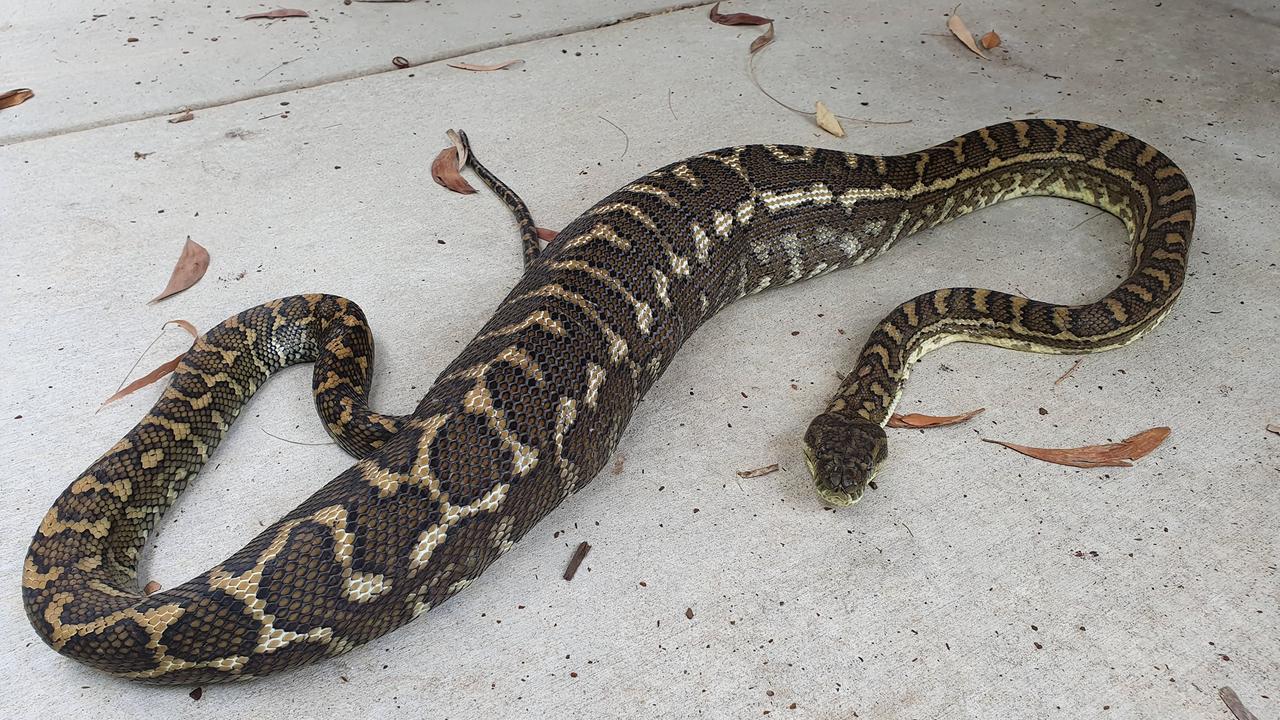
[802, 412, 888, 507]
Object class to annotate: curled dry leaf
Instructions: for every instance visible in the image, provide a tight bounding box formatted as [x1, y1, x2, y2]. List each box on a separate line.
[737, 463, 780, 478]
[888, 407, 985, 429]
[392, 56, 410, 69]
[535, 227, 560, 242]
[239, 8, 309, 19]
[749, 22, 776, 54]
[446, 59, 523, 72]
[0, 88, 35, 111]
[1265, 423, 1279, 436]
[709, 1, 772, 25]
[168, 109, 194, 124]
[430, 146, 476, 194]
[983, 426, 1170, 469]
[102, 320, 199, 407]
[143, 581, 162, 595]
[980, 30, 1001, 49]
[814, 101, 845, 138]
[151, 236, 209, 303]
[947, 5, 988, 59]
[445, 128, 468, 169]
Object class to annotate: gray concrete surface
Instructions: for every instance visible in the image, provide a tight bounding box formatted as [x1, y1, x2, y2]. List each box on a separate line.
[1, 1, 1276, 718]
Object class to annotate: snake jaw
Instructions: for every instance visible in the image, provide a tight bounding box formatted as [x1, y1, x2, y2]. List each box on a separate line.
[803, 412, 888, 507]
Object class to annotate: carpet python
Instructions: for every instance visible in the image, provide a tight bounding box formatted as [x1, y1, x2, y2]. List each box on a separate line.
[23, 120, 1194, 682]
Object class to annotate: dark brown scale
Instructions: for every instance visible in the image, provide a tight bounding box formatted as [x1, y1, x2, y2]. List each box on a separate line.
[22, 120, 1193, 682]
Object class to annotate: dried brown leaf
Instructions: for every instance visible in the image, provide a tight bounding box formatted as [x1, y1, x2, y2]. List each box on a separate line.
[445, 128, 468, 170]
[947, 6, 988, 59]
[737, 463, 780, 478]
[239, 8, 309, 19]
[151, 237, 209, 303]
[168, 109, 194, 124]
[980, 30, 1001, 49]
[888, 407, 985, 429]
[0, 88, 34, 111]
[749, 22, 775, 54]
[447, 59, 523, 72]
[685, 607, 695, 619]
[143, 580, 162, 595]
[983, 426, 1170, 469]
[102, 321, 198, 407]
[814, 101, 845, 138]
[709, 2, 772, 26]
[1219, 687, 1260, 720]
[430, 146, 476, 194]
[535, 227, 559, 242]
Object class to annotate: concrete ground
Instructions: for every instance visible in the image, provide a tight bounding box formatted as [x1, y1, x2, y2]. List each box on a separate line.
[1, 0, 1276, 717]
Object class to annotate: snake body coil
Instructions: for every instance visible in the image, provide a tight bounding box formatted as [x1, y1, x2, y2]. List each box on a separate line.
[23, 120, 1194, 682]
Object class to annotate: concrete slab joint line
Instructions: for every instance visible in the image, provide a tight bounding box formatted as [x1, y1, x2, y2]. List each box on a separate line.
[0, 0, 711, 146]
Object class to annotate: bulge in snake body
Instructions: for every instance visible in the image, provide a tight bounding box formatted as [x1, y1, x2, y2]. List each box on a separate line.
[22, 120, 1194, 682]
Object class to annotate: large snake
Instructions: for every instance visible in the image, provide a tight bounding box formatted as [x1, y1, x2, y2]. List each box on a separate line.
[23, 120, 1194, 682]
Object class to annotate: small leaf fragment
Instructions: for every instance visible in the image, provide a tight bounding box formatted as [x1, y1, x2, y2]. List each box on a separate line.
[151, 237, 210, 303]
[102, 321, 199, 407]
[430, 146, 476, 194]
[947, 5, 988, 59]
[143, 580, 162, 595]
[737, 463, 780, 478]
[814, 101, 845, 138]
[447, 59, 523, 72]
[983, 426, 1170, 468]
[535, 227, 559, 242]
[980, 30, 1001, 49]
[1266, 423, 1279, 436]
[0, 88, 34, 111]
[168, 109, 194, 124]
[709, 2, 772, 25]
[685, 607, 695, 619]
[888, 407, 985, 429]
[748, 22, 775, 54]
[239, 8, 309, 19]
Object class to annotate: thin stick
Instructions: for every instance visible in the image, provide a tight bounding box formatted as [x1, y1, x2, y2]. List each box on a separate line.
[597, 116, 629, 159]
[747, 51, 911, 126]
[1055, 358, 1085, 385]
[563, 541, 592, 581]
[257, 56, 302, 81]
[261, 428, 336, 446]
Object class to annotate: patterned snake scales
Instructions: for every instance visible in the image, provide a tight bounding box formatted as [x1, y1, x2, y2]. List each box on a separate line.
[24, 120, 1194, 682]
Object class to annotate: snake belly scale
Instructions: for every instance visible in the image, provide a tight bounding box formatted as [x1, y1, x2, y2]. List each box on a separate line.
[22, 120, 1194, 682]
